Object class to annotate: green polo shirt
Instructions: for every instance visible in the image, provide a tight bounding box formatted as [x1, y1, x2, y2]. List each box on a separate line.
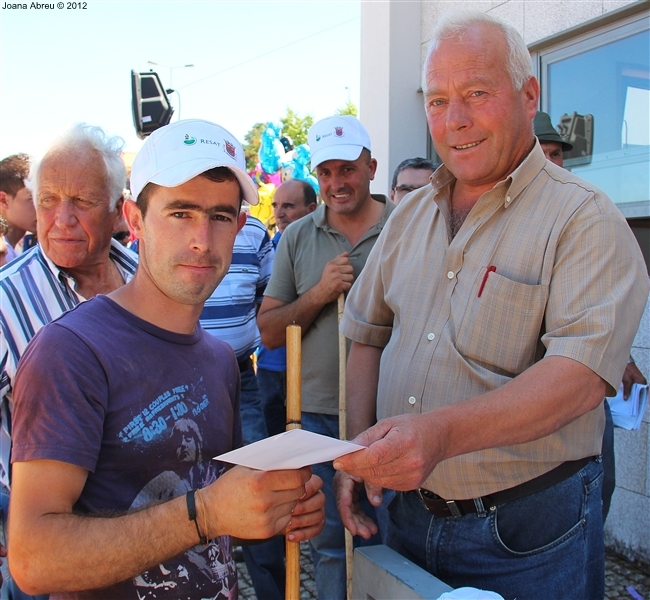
[265, 195, 395, 415]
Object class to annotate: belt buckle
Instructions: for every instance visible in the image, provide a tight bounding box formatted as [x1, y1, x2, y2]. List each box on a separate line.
[417, 487, 436, 503]
[417, 488, 464, 517]
[445, 500, 463, 517]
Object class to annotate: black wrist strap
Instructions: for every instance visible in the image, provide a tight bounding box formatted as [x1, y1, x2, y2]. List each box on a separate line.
[186, 490, 207, 545]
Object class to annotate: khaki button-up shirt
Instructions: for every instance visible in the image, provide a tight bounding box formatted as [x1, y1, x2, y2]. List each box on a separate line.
[341, 143, 649, 499]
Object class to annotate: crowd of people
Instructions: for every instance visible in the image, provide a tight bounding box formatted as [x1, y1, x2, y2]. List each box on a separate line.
[0, 9, 648, 600]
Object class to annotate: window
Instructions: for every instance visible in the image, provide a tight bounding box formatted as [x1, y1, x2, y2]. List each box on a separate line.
[538, 13, 649, 219]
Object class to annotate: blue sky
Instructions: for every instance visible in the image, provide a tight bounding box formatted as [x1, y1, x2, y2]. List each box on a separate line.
[0, 1, 361, 157]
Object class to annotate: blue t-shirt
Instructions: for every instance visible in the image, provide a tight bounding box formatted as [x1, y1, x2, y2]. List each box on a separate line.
[257, 230, 286, 372]
[12, 295, 241, 600]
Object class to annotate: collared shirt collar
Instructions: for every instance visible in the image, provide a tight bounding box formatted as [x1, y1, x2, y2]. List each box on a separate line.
[312, 194, 392, 231]
[39, 238, 137, 298]
[430, 140, 547, 211]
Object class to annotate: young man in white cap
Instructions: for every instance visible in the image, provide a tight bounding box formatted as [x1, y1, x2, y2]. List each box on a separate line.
[258, 115, 395, 599]
[8, 119, 325, 600]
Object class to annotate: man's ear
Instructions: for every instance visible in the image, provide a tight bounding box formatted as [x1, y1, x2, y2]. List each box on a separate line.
[368, 158, 378, 181]
[522, 76, 540, 120]
[307, 203, 317, 214]
[0, 191, 10, 211]
[123, 199, 143, 237]
[237, 211, 247, 232]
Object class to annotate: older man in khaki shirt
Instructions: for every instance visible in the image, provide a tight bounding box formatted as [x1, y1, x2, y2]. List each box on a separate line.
[334, 11, 648, 600]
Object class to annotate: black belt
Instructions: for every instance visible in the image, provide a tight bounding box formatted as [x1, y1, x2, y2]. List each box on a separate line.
[237, 356, 253, 372]
[417, 456, 594, 518]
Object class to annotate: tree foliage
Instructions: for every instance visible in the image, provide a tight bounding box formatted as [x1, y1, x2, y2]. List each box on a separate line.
[335, 101, 358, 117]
[279, 108, 313, 147]
[243, 122, 267, 171]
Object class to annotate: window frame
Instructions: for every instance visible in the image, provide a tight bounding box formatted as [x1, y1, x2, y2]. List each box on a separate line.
[531, 10, 650, 219]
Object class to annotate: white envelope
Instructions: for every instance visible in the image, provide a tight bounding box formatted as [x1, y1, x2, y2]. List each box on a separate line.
[214, 429, 364, 471]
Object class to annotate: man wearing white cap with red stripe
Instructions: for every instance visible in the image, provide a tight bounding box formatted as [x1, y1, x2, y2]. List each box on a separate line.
[8, 119, 324, 600]
[258, 114, 395, 599]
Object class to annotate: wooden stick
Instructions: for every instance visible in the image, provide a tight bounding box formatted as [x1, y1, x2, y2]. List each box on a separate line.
[338, 293, 347, 440]
[337, 293, 354, 600]
[285, 324, 302, 600]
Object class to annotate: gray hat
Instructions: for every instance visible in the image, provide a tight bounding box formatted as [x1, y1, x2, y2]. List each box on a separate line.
[534, 111, 573, 152]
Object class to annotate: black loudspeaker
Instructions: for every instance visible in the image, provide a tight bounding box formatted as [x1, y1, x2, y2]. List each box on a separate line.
[131, 70, 174, 139]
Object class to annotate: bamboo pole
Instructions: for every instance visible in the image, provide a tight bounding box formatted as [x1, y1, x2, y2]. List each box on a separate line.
[285, 324, 302, 600]
[337, 293, 354, 600]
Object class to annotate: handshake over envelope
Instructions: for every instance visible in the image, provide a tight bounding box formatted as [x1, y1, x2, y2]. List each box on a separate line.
[607, 383, 649, 430]
[215, 429, 364, 470]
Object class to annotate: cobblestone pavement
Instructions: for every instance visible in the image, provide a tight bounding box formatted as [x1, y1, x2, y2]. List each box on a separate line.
[605, 551, 650, 600]
[237, 545, 650, 599]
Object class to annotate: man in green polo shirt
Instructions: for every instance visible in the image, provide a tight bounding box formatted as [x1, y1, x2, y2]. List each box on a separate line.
[258, 115, 395, 599]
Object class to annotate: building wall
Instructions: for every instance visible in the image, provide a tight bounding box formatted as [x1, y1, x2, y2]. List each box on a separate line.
[361, 1, 429, 195]
[608, 296, 650, 564]
[361, 0, 650, 564]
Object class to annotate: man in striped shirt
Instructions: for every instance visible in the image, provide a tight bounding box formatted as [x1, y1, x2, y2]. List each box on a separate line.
[0, 123, 137, 599]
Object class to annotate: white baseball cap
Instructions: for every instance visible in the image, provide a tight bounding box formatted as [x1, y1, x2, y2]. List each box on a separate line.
[130, 119, 259, 205]
[308, 115, 371, 170]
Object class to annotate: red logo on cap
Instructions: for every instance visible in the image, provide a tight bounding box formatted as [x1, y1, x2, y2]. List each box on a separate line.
[335, 127, 344, 137]
[225, 140, 236, 158]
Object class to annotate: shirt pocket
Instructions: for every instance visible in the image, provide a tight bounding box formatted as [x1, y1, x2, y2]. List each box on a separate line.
[229, 265, 260, 304]
[455, 270, 548, 376]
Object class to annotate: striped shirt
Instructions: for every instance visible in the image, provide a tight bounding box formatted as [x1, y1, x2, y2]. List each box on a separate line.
[200, 215, 273, 359]
[0, 240, 138, 488]
[341, 142, 649, 499]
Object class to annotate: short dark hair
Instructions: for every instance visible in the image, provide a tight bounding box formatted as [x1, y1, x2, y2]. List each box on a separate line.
[391, 157, 438, 190]
[0, 153, 30, 196]
[136, 167, 240, 216]
[297, 179, 317, 207]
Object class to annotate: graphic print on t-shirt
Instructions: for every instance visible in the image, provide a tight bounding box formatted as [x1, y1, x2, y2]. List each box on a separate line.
[118, 382, 212, 445]
[119, 381, 237, 600]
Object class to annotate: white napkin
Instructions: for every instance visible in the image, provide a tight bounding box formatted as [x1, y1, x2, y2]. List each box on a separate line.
[607, 383, 648, 430]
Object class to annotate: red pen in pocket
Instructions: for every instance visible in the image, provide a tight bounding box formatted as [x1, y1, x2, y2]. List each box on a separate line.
[478, 266, 497, 297]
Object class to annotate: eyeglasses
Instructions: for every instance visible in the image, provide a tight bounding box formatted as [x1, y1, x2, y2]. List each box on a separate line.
[394, 185, 419, 193]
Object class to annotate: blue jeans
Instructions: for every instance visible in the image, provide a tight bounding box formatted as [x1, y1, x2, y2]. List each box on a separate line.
[241, 537, 285, 600]
[257, 368, 286, 438]
[387, 458, 605, 600]
[239, 367, 286, 598]
[1, 489, 48, 600]
[239, 366, 268, 446]
[302, 412, 388, 600]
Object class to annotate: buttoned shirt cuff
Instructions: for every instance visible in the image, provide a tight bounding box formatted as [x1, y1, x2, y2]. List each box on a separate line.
[340, 312, 392, 348]
[544, 338, 623, 397]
